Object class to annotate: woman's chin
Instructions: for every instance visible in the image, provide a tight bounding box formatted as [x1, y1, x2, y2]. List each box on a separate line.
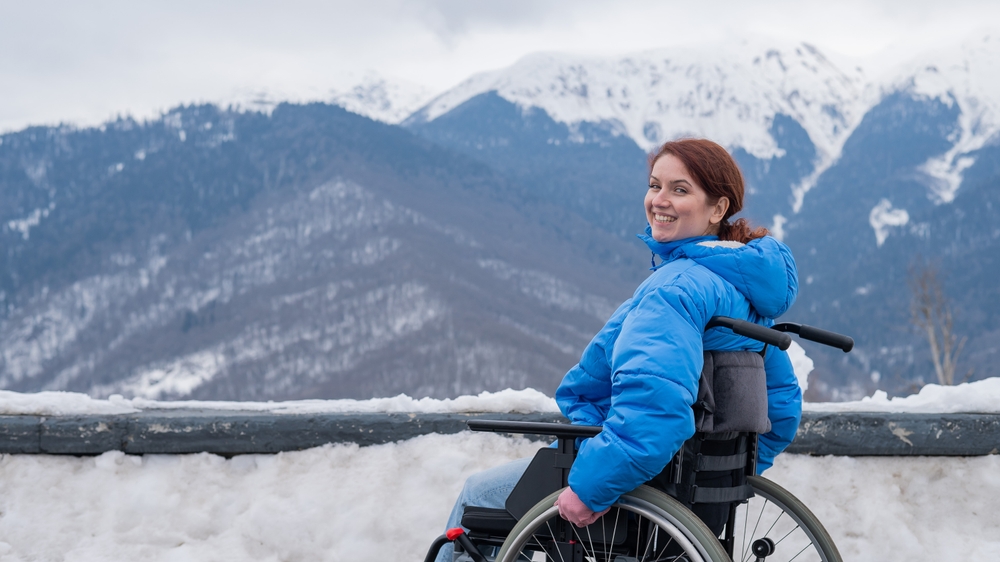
[650, 228, 678, 243]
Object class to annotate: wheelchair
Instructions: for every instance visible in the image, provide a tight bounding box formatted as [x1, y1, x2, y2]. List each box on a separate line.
[426, 317, 854, 562]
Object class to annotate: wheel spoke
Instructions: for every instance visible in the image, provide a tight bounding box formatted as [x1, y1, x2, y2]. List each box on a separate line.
[760, 509, 785, 541]
[773, 523, 803, 548]
[787, 542, 812, 562]
[743, 498, 769, 562]
[570, 522, 595, 561]
[543, 519, 568, 562]
[640, 516, 658, 561]
[607, 507, 622, 562]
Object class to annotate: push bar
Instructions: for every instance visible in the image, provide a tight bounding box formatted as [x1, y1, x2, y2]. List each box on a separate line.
[771, 322, 854, 352]
[706, 316, 792, 350]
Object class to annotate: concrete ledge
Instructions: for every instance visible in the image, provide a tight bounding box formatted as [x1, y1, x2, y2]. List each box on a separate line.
[787, 412, 1000, 456]
[1, 411, 565, 456]
[1, 411, 996, 456]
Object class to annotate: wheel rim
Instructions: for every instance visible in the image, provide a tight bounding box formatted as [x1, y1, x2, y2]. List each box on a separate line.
[500, 497, 713, 562]
[731, 477, 841, 562]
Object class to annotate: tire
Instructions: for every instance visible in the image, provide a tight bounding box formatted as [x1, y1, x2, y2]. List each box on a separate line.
[496, 485, 730, 562]
[729, 476, 842, 562]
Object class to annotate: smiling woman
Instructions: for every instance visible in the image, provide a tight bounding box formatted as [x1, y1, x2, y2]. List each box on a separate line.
[433, 138, 801, 561]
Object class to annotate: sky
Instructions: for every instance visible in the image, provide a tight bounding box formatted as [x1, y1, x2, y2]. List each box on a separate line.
[2, 0, 999, 133]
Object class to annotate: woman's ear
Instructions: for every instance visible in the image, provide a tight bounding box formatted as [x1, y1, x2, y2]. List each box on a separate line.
[710, 197, 730, 225]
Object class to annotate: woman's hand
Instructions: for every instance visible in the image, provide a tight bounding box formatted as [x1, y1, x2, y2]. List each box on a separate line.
[554, 487, 609, 527]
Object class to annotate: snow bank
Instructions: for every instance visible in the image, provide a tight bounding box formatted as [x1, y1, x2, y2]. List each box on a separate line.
[803, 377, 1000, 414]
[0, 390, 140, 416]
[3, 378, 999, 417]
[0, 432, 995, 561]
[0, 388, 559, 416]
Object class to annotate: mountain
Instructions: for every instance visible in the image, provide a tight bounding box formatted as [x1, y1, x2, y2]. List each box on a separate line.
[4, 35, 1000, 401]
[408, 38, 872, 216]
[224, 73, 435, 125]
[328, 74, 436, 124]
[403, 35, 1000, 399]
[0, 103, 640, 400]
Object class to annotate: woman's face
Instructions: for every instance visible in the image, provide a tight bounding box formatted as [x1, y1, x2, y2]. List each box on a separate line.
[645, 154, 729, 243]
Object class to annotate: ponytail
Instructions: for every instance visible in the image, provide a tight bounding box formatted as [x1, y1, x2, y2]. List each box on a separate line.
[718, 218, 769, 244]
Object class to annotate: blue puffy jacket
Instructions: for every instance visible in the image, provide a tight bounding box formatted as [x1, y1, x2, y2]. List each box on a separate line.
[555, 230, 802, 511]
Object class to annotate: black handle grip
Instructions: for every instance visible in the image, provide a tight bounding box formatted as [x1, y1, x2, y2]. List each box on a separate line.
[771, 322, 854, 352]
[706, 316, 792, 350]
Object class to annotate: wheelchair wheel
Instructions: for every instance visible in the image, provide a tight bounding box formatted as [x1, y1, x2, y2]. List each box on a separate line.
[496, 485, 730, 562]
[730, 476, 842, 562]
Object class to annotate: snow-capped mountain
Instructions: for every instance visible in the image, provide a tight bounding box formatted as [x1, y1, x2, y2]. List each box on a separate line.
[403, 33, 1000, 398]
[880, 34, 1000, 204]
[223, 73, 435, 125]
[409, 38, 870, 194]
[408, 34, 1000, 211]
[329, 73, 436, 124]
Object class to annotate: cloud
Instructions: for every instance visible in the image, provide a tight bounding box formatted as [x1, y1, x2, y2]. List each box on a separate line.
[2, 0, 999, 133]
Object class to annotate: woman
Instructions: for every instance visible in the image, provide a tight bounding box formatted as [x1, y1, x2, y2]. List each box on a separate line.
[437, 138, 802, 558]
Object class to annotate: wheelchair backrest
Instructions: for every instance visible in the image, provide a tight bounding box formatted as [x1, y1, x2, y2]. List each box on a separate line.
[694, 350, 770, 435]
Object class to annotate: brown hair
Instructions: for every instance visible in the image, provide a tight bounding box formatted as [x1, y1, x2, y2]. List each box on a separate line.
[649, 139, 768, 243]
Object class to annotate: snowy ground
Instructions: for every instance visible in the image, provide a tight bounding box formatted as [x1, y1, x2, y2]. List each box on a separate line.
[0, 432, 997, 561]
[1, 379, 999, 560]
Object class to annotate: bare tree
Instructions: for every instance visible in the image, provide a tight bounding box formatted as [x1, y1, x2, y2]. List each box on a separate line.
[909, 262, 966, 385]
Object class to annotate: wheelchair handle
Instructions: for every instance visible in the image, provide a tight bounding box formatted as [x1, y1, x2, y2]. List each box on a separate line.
[772, 322, 854, 352]
[706, 316, 792, 350]
[467, 419, 601, 438]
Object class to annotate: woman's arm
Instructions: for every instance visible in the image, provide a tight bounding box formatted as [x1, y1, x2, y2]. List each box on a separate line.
[757, 346, 803, 473]
[556, 299, 632, 426]
[567, 282, 708, 512]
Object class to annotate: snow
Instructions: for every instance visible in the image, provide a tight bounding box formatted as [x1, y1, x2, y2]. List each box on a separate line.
[111, 348, 228, 401]
[328, 73, 435, 124]
[0, 390, 139, 416]
[224, 72, 435, 125]
[804, 377, 1000, 414]
[5, 375, 1000, 417]
[414, 37, 869, 169]
[0, 431, 995, 561]
[5, 202, 55, 241]
[868, 198, 910, 247]
[888, 33, 1000, 204]
[786, 340, 813, 392]
[0, 388, 561, 416]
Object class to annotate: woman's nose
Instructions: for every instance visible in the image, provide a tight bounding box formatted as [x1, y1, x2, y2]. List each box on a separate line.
[652, 190, 670, 207]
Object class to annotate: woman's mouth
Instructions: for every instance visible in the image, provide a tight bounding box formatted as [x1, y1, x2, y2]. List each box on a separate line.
[653, 214, 677, 223]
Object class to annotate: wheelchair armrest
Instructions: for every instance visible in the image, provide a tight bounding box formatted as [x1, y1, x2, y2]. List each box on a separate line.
[467, 419, 601, 439]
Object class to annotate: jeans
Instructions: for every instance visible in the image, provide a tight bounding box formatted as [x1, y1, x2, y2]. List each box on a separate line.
[435, 457, 532, 562]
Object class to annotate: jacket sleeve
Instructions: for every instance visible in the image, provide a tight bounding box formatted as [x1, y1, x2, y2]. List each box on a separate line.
[756, 346, 803, 473]
[567, 283, 709, 512]
[556, 299, 631, 426]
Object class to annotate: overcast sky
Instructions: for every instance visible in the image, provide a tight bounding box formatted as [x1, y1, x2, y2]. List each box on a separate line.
[2, 0, 998, 133]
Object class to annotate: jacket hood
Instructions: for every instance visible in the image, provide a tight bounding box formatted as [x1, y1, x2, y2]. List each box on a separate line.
[638, 227, 798, 318]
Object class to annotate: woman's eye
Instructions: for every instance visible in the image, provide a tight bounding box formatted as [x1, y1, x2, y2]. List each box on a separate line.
[648, 184, 660, 190]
